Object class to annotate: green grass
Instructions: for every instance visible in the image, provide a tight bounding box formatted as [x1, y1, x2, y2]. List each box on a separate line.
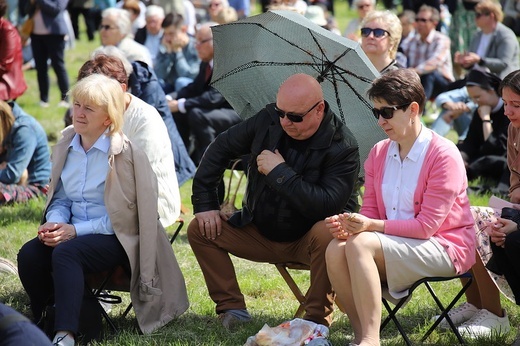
[2, 4, 519, 345]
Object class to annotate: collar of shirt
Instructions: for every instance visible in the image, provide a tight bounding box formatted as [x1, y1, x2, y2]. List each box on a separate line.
[69, 131, 111, 153]
[388, 125, 432, 163]
[492, 98, 504, 114]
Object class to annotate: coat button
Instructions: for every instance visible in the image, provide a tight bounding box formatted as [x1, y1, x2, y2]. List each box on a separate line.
[276, 177, 284, 184]
[128, 203, 136, 209]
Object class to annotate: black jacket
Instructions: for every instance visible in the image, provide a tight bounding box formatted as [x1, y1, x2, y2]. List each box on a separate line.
[192, 102, 360, 241]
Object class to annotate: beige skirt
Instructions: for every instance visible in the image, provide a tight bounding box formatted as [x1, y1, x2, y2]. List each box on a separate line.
[375, 233, 456, 303]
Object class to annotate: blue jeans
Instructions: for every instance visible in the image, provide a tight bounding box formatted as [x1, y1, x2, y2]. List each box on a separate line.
[420, 70, 451, 100]
[430, 110, 473, 141]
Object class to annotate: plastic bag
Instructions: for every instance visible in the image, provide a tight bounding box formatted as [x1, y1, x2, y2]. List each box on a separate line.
[244, 318, 329, 346]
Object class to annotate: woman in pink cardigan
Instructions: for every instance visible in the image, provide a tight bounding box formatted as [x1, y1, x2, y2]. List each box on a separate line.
[325, 69, 476, 346]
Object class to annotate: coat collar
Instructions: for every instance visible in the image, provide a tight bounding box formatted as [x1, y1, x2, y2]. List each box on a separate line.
[56, 126, 125, 156]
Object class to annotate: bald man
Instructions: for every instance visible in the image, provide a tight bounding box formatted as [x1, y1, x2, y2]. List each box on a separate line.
[187, 73, 360, 329]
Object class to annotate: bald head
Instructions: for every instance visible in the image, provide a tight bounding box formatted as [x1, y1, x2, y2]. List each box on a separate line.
[278, 73, 323, 101]
[276, 74, 325, 140]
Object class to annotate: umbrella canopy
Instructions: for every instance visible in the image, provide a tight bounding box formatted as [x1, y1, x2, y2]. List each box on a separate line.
[211, 10, 387, 176]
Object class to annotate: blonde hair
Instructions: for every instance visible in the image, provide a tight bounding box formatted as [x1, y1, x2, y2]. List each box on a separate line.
[0, 101, 15, 145]
[214, 6, 238, 24]
[68, 74, 125, 135]
[361, 10, 402, 59]
[475, 0, 503, 23]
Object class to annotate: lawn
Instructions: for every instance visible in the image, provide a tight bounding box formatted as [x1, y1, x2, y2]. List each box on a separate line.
[1, 3, 518, 345]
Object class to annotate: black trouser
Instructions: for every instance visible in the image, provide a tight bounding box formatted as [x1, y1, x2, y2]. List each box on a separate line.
[490, 231, 520, 305]
[30, 34, 70, 103]
[68, 7, 95, 41]
[17, 235, 128, 334]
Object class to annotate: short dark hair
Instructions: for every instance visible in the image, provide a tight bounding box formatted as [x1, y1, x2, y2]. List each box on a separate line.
[0, 0, 7, 18]
[162, 12, 184, 29]
[499, 70, 520, 97]
[78, 55, 129, 86]
[367, 69, 426, 115]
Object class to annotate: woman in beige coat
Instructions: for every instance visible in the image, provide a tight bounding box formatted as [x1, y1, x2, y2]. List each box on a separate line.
[18, 74, 188, 346]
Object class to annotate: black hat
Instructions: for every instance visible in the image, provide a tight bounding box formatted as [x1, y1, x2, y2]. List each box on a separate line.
[465, 69, 502, 94]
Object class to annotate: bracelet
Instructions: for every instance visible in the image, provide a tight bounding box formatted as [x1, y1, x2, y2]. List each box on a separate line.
[482, 119, 493, 123]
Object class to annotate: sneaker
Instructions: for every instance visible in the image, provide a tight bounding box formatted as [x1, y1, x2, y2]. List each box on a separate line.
[39, 101, 49, 108]
[432, 302, 478, 329]
[457, 308, 511, 338]
[217, 312, 251, 330]
[57, 100, 70, 108]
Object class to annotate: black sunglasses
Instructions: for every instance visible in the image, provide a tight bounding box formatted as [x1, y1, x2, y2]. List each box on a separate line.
[275, 100, 322, 123]
[360, 27, 390, 38]
[475, 12, 490, 19]
[415, 18, 432, 23]
[372, 103, 412, 120]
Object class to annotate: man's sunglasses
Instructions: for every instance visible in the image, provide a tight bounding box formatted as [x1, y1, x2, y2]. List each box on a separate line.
[360, 27, 390, 38]
[275, 100, 322, 123]
[372, 103, 411, 120]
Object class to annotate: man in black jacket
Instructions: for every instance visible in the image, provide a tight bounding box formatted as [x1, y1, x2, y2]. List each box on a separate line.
[187, 73, 360, 330]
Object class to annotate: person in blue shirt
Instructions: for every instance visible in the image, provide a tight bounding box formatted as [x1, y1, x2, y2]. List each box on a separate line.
[0, 101, 50, 204]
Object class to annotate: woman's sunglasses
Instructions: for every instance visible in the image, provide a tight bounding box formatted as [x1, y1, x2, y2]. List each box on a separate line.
[360, 27, 390, 38]
[274, 100, 322, 123]
[372, 103, 411, 120]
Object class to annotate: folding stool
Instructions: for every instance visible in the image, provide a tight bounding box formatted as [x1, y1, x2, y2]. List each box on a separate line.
[380, 272, 473, 345]
[273, 262, 311, 318]
[85, 218, 185, 332]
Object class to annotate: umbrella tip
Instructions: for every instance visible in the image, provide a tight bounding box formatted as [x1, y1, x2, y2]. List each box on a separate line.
[317, 75, 324, 83]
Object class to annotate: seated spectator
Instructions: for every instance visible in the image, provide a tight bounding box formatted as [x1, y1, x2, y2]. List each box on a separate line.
[77, 55, 182, 227]
[134, 5, 165, 61]
[503, 0, 520, 36]
[214, 6, 238, 24]
[457, 69, 510, 193]
[441, 70, 520, 339]
[396, 9, 415, 67]
[401, 5, 454, 100]
[167, 23, 242, 165]
[187, 73, 360, 329]
[305, 5, 338, 34]
[0, 101, 50, 205]
[17, 74, 188, 346]
[430, 0, 518, 144]
[360, 10, 403, 74]
[99, 8, 152, 67]
[182, 0, 197, 35]
[343, 0, 375, 41]
[90, 46, 196, 186]
[0, 303, 52, 345]
[119, 0, 146, 35]
[453, 0, 519, 80]
[155, 12, 200, 94]
[430, 86, 476, 142]
[325, 69, 476, 346]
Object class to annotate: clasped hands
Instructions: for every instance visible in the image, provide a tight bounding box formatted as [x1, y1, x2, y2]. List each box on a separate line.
[38, 222, 77, 247]
[325, 212, 370, 240]
[488, 205, 520, 248]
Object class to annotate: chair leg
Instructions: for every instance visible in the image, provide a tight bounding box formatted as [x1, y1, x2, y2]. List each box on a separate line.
[421, 276, 473, 344]
[274, 264, 307, 318]
[170, 219, 185, 244]
[381, 298, 413, 346]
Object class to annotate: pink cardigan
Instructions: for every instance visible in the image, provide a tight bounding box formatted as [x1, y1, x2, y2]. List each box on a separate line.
[360, 130, 476, 275]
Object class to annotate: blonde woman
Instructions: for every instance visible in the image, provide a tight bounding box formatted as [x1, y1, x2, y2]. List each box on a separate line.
[18, 74, 188, 346]
[360, 10, 403, 73]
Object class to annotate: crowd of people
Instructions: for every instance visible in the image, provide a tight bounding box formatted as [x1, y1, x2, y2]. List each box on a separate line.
[3, 0, 520, 345]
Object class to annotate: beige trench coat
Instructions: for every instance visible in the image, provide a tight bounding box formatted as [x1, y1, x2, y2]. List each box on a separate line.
[44, 127, 189, 334]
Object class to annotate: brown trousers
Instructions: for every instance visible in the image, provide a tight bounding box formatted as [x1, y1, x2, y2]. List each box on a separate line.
[187, 218, 335, 326]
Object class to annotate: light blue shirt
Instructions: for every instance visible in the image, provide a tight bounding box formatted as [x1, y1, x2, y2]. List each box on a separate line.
[144, 30, 163, 60]
[45, 133, 114, 236]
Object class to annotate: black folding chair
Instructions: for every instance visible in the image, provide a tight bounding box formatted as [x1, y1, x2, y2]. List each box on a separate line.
[380, 272, 473, 345]
[85, 218, 185, 332]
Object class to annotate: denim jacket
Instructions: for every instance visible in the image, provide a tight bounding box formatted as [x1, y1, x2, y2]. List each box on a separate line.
[0, 102, 50, 185]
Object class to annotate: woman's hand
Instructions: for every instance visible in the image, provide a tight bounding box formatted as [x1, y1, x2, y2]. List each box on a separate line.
[38, 222, 77, 247]
[325, 214, 350, 240]
[489, 218, 518, 247]
[325, 212, 374, 239]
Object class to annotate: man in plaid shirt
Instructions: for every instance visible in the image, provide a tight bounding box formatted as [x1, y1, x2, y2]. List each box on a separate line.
[401, 5, 454, 100]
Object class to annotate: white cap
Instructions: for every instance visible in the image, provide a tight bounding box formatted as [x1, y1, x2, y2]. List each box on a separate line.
[305, 5, 327, 27]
